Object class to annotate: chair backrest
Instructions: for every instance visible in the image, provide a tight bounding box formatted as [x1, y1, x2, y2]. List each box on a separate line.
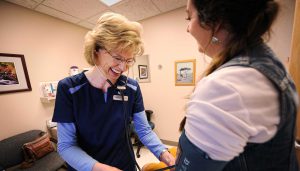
[0, 130, 42, 168]
[145, 110, 153, 121]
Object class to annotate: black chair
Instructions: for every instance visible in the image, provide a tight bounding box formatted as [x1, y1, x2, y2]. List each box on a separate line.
[130, 110, 155, 158]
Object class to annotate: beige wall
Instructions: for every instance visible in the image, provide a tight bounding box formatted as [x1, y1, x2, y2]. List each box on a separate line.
[268, 0, 295, 63]
[138, 8, 206, 142]
[0, 0, 295, 142]
[0, 1, 89, 140]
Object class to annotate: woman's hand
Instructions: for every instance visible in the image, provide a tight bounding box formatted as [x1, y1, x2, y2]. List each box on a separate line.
[159, 150, 176, 167]
[92, 162, 122, 171]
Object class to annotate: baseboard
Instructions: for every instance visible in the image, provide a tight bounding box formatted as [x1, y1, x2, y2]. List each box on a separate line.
[161, 139, 178, 146]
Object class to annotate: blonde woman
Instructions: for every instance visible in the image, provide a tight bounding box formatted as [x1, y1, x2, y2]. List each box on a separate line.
[53, 12, 175, 171]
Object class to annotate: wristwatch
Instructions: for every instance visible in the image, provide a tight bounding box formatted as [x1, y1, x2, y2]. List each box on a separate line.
[161, 148, 169, 153]
[160, 148, 169, 161]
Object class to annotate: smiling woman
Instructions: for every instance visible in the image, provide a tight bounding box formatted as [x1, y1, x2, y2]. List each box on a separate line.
[52, 12, 175, 171]
[83, 12, 144, 87]
[176, 0, 299, 170]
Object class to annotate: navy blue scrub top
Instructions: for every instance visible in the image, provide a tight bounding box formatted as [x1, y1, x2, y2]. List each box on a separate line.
[52, 72, 144, 170]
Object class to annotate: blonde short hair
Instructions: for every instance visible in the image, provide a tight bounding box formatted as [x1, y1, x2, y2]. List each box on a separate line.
[84, 12, 144, 65]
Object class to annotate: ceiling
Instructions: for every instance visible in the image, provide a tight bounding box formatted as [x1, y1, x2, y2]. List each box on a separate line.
[5, 0, 187, 29]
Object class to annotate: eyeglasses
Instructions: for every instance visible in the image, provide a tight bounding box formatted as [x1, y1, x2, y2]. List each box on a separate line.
[104, 49, 135, 67]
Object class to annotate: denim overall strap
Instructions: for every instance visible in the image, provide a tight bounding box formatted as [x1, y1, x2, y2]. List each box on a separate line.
[219, 43, 298, 171]
[218, 44, 298, 129]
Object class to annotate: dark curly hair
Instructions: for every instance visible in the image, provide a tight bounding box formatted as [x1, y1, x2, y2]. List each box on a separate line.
[196, 0, 279, 75]
[180, 0, 279, 131]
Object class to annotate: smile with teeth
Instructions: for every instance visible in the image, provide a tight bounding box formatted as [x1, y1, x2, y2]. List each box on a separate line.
[111, 67, 122, 75]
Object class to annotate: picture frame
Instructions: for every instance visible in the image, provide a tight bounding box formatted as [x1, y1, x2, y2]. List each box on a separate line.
[0, 53, 32, 94]
[138, 65, 148, 79]
[132, 55, 151, 83]
[175, 59, 196, 86]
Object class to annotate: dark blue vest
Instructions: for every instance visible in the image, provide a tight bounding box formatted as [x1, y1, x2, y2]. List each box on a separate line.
[221, 43, 298, 171]
[176, 43, 298, 171]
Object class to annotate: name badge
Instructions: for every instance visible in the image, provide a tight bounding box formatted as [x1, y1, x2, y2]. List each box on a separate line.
[113, 95, 128, 101]
[117, 86, 126, 90]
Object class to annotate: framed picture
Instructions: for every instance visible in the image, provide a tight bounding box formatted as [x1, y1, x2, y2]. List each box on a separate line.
[138, 65, 148, 79]
[0, 53, 32, 94]
[132, 55, 151, 83]
[175, 59, 196, 86]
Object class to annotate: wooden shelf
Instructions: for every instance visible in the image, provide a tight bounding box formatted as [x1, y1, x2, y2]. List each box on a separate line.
[39, 81, 58, 103]
[40, 96, 56, 103]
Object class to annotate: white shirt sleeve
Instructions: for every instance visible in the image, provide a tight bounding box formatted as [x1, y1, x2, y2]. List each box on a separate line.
[185, 66, 279, 161]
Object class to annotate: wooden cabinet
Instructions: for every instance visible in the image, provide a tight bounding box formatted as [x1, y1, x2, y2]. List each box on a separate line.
[289, 0, 300, 164]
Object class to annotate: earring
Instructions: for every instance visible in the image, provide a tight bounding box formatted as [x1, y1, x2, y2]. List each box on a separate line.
[200, 21, 206, 27]
[211, 36, 220, 44]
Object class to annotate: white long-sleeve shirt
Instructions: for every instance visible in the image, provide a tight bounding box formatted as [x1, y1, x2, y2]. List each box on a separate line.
[185, 66, 279, 161]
